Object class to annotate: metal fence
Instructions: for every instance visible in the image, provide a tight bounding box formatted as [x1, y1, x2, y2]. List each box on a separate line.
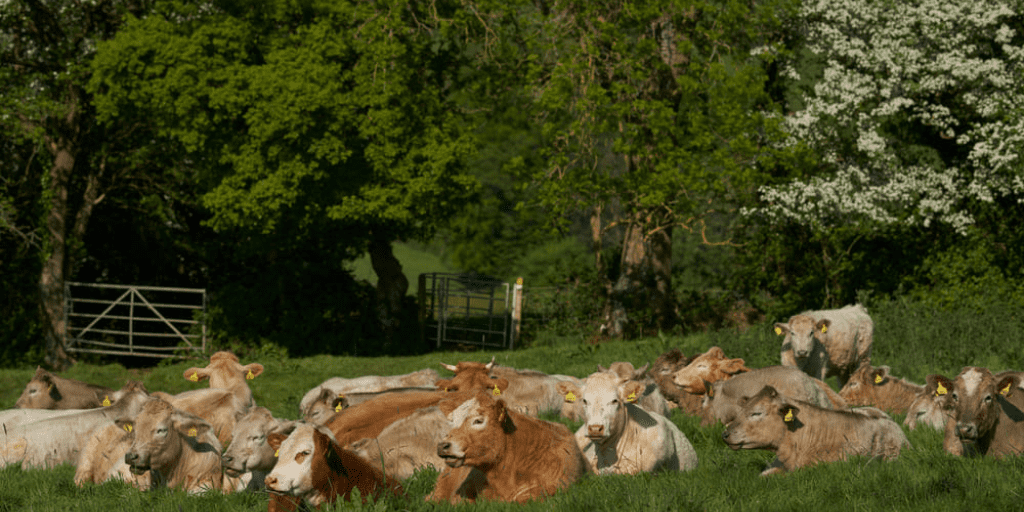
[64, 282, 207, 359]
[418, 273, 518, 349]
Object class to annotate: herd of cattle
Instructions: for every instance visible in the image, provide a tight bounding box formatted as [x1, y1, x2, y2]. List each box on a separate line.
[3, 303, 1024, 508]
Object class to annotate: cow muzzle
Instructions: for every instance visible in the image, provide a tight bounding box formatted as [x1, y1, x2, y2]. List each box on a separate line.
[437, 441, 465, 468]
[221, 454, 245, 477]
[956, 422, 979, 440]
[794, 349, 809, 358]
[124, 451, 150, 475]
[586, 424, 606, 440]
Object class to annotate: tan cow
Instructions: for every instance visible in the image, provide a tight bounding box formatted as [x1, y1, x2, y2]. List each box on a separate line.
[432, 391, 590, 503]
[596, 362, 670, 416]
[671, 346, 750, 395]
[556, 371, 698, 475]
[182, 351, 264, 407]
[301, 386, 435, 425]
[74, 422, 150, 489]
[650, 349, 703, 415]
[722, 385, 909, 475]
[839, 364, 924, 414]
[774, 303, 874, 388]
[904, 376, 951, 430]
[220, 407, 298, 492]
[118, 398, 231, 493]
[297, 369, 440, 416]
[156, 388, 248, 445]
[324, 390, 476, 448]
[15, 367, 115, 409]
[701, 366, 848, 427]
[0, 380, 150, 469]
[930, 367, 1024, 457]
[437, 358, 584, 419]
[348, 405, 450, 480]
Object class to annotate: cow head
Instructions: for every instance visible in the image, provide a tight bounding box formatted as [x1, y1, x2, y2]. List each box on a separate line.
[904, 375, 953, 430]
[183, 351, 264, 389]
[775, 314, 825, 359]
[559, 371, 643, 444]
[436, 392, 514, 469]
[928, 367, 1019, 443]
[839, 364, 891, 406]
[721, 385, 798, 451]
[265, 423, 343, 504]
[671, 346, 748, 394]
[302, 387, 349, 425]
[223, 407, 299, 477]
[435, 359, 510, 395]
[119, 399, 214, 475]
[15, 367, 62, 409]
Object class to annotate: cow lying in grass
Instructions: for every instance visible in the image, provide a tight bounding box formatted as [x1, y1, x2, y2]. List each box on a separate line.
[298, 368, 439, 417]
[650, 349, 703, 415]
[438, 358, 585, 419]
[701, 365, 848, 427]
[221, 407, 298, 492]
[722, 385, 909, 475]
[15, 366, 115, 410]
[348, 405, 450, 480]
[929, 367, 1024, 457]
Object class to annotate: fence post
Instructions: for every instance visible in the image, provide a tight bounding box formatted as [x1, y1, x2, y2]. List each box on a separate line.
[510, 277, 524, 349]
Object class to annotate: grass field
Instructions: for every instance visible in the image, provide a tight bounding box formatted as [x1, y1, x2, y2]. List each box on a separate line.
[3, 297, 1024, 511]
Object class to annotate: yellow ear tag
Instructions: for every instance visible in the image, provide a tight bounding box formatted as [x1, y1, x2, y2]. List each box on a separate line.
[565, 392, 577, 403]
[335, 403, 343, 413]
[774, 327, 782, 335]
[820, 325, 828, 334]
[626, 392, 638, 403]
[936, 382, 947, 396]
[784, 410, 794, 422]
[1001, 382, 1012, 396]
[246, 370, 255, 380]
[47, 384, 53, 392]
[274, 449, 279, 457]
[123, 424, 133, 433]
[874, 374, 883, 384]
[102, 396, 111, 407]
[189, 372, 199, 382]
[443, 387, 449, 393]
[492, 385, 501, 396]
[188, 427, 197, 437]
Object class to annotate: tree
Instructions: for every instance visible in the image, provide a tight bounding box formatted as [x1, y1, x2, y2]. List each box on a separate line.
[90, 0, 481, 352]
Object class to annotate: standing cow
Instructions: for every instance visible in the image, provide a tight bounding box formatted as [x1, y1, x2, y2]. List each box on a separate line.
[774, 304, 874, 388]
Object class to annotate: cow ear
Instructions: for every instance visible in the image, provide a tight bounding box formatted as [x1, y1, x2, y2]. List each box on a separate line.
[242, 363, 264, 380]
[723, 358, 748, 375]
[621, 381, 644, 404]
[997, 375, 1019, 398]
[701, 379, 714, 397]
[271, 420, 299, 437]
[872, 367, 889, 385]
[556, 382, 580, 403]
[174, 416, 211, 439]
[492, 377, 510, 395]
[495, 400, 515, 433]
[773, 323, 788, 336]
[779, 404, 800, 424]
[815, 319, 832, 336]
[707, 346, 725, 359]
[435, 378, 454, 392]
[183, 367, 209, 383]
[926, 375, 953, 397]
[267, 432, 287, 452]
[316, 387, 333, 403]
[115, 418, 135, 434]
[331, 395, 348, 412]
[46, 377, 62, 401]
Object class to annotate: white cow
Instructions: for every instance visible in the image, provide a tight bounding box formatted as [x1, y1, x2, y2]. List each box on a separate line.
[775, 303, 874, 388]
[221, 407, 298, 492]
[556, 371, 698, 475]
[298, 369, 439, 417]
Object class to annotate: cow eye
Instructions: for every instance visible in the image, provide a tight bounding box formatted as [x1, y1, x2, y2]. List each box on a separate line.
[951, 393, 959, 403]
[984, 395, 993, 404]
[157, 427, 168, 435]
[295, 451, 309, 463]
[582, 399, 588, 405]
[29, 389, 37, 394]
[611, 399, 619, 405]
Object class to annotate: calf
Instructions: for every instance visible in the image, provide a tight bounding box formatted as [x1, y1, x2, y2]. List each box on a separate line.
[437, 358, 584, 419]
[432, 391, 590, 503]
[930, 367, 1024, 457]
[221, 407, 298, 491]
[265, 423, 404, 508]
[722, 385, 909, 475]
[774, 303, 874, 388]
[324, 390, 474, 447]
[15, 367, 114, 409]
[702, 366, 847, 427]
[650, 349, 703, 415]
[839, 364, 924, 414]
[671, 346, 750, 394]
[298, 368, 439, 416]
[183, 351, 264, 407]
[348, 405, 450, 480]
[557, 371, 697, 475]
[301, 386, 435, 425]
[119, 398, 229, 493]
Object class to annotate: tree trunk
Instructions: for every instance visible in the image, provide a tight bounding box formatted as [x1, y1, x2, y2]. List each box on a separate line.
[39, 136, 77, 371]
[649, 225, 675, 330]
[591, 205, 614, 334]
[609, 219, 648, 338]
[369, 237, 409, 354]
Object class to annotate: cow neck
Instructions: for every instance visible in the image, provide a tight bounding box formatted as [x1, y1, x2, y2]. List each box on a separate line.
[983, 392, 1024, 456]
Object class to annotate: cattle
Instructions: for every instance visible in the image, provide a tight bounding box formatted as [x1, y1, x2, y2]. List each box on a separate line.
[930, 367, 1024, 457]
[437, 358, 584, 419]
[265, 423, 404, 508]
[118, 398, 230, 493]
[839, 364, 924, 414]
[0, 380, 150, 469]
[650, 349, 704, 415]
[156, 388, 248, 446]
[324, 390, 475, 448]
[556, 371, 697, 475]
[297, 369, 439, 416]
[432, 390, 590, 503]
[74, 422, 150, 489]
[671, 346, 751, 395]
[347, 405, 450, 480]
[774, 303, 874, 388]
[904, 376, 951, 430]
[15, 366, 115, 409]
[301, 386, 435, 425]
[221, 407, 298, 492]
[721, 385, 909, 475]
[596, 362, 670, 416]
[183, 351, 264, 407]
[701, 366, 848, 427]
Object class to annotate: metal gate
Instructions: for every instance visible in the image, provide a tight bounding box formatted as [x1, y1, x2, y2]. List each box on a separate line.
[64, 282, 207, 359]
[418, 273, 517, 349]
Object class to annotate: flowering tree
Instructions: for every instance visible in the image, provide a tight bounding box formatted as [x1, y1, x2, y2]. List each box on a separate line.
[747, 0, 1024, 234]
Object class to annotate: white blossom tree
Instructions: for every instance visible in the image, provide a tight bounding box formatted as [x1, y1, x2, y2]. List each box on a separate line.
[746, 0, 1024, 234]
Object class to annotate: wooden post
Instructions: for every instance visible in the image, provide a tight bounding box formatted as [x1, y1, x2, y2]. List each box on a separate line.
[510, 277, 524, 349]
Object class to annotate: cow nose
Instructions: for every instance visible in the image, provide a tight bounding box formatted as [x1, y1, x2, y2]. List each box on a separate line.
[957, 423, 978, 438]
[795, 349, 809, 358]
[722, 430, 729, 440]
[222, 454, 234, 465]
[124, 452, 137, 464]
[437, 441, 451, 455]
[588, 424, 604, 437]
[265, 475, 277, 488]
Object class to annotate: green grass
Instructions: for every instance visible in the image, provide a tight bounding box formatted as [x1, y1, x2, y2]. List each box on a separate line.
[4, 299, 1024, 511]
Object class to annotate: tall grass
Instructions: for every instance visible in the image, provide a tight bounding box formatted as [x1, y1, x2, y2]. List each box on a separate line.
[3, 299, 1024, 511]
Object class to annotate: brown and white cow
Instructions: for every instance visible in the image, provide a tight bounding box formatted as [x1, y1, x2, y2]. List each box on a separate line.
[596, 362, 670, 416]
[347, 405, 450, 480]
[650, 349, 703, 415]
[431, 391, 590, 503]
[324, 390, 475, 448]
[774, 303, 874, 388]
[671, 346, 751, 395]
[298, 369, 439, 416]
[556, 371, 698, 475]
[183, 351, 264, 408]
[437, 358, 584, 419]
[701, 366, 848, 427]
[221, 407, 298, 492]
[301, 386, 435, 425]
[118, 398, 230, 493]
[15, 367, 115, 410]
[839, 364, 925, 415]
[0, 380, 150, 469]
[722, 385, 909, 475]
[929, 367, 1024, 457]
[265, 423, 404, 507]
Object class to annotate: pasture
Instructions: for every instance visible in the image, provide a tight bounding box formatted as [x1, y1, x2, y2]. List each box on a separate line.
[2, 297, 1024, 511]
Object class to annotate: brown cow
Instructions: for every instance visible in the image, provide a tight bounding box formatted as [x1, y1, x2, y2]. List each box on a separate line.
[671, 346, 750, 395]
[298, 368, 439, 415]
[324, 390, 475, 448]
[650, 349, 703, 415]
[183, 351, 264, 407]
[930, 367, 1024, 457]
[15, 367, 114, 409]
[301, 386, 435, 425]
[839, 364, 924, 414]
[432, 391, 590, 503]
[774, 304, 874, 388]
[265, 423, 404, 507]
[722, 385, 909, 475]
[438, 358, 584, 419]
[701, 366, 848, 427]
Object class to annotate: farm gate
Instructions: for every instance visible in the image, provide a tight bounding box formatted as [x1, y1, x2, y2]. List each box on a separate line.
[64, 282, 207, 359]
[418, 273, 523, 350]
